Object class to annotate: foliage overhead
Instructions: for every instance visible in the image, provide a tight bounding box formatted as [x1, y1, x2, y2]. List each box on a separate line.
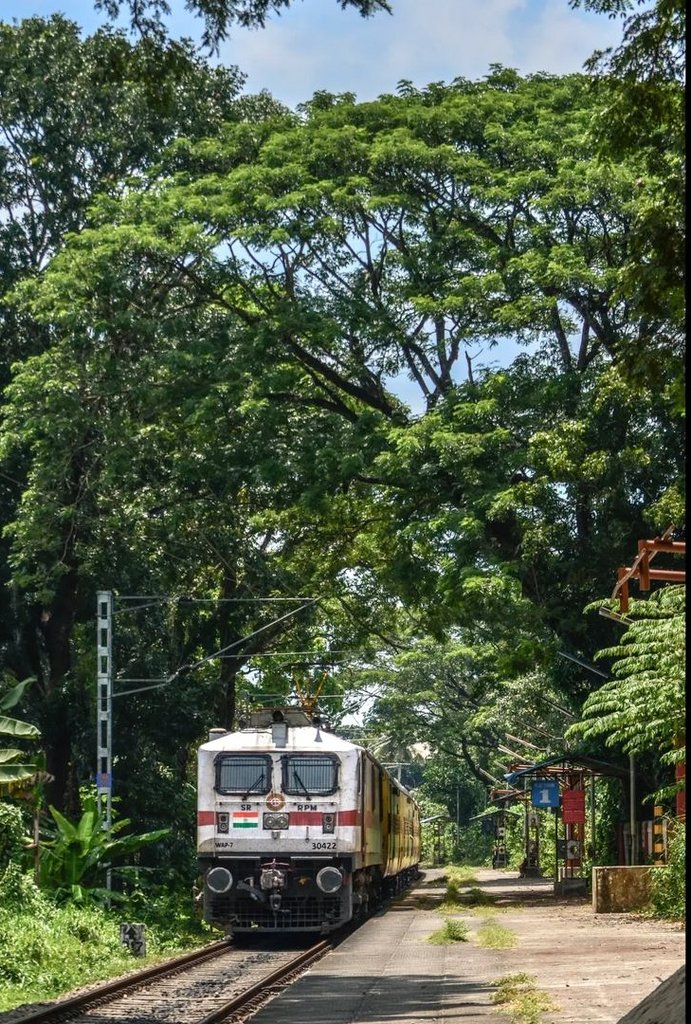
[95, 0, 391, 49]
[13, 69, 682, 646]
[566, 586, 685, 770]
[570, 0, 685, 408]
[0, 15, 246, 376]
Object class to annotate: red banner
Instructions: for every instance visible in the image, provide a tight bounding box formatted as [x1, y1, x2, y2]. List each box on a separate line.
[562, 789, 586, 823]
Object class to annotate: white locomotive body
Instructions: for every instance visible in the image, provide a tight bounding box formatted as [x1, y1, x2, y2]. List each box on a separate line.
[196, 708, 420, 934]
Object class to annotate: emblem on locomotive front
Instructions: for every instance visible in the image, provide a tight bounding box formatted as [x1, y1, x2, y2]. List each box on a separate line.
[266, 791, 285, 811]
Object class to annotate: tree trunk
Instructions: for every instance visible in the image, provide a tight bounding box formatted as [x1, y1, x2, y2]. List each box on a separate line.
[30, 567, 80, 813]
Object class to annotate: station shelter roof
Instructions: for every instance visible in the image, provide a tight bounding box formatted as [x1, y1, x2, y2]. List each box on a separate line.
[503, 752, 630, 787]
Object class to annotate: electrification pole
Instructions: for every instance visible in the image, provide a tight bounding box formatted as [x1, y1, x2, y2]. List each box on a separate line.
[96, 591, 113, 890]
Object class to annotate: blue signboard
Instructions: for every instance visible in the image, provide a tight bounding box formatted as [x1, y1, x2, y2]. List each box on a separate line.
[531, 779, 560, 808]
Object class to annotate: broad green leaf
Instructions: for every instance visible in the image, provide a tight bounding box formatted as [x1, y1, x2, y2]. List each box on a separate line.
[48, 805, 80, 843]
[0, 748, 24, 763]
[0, 764, 37, 783]
[0, 677, 36, 712]
[0, 715, 40, 739]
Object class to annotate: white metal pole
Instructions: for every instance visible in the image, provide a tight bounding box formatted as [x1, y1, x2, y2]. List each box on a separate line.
[96, 591, 113, 891]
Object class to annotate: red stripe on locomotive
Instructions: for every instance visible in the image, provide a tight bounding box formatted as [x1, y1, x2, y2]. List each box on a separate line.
[337, 809, 360, 825]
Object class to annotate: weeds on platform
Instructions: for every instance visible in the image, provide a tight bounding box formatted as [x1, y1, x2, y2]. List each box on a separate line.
[491, 973, 558, 1024]
[437, 871, 496, 913]
[463, 885, 496, 905]
[475, 916, 518, 949]
[446, 866, 478, 887]
[427, 918, 470, 944]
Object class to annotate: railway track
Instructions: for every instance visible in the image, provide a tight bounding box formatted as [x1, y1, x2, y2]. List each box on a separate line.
[8, 937, 331, 1024]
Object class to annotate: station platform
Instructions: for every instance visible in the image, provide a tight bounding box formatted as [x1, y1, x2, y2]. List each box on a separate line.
[247, 867, 685, 1024]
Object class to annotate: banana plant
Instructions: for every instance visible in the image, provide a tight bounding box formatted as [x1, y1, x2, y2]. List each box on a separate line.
[37, 792, 170, 902]
[0, 676, 40, 791]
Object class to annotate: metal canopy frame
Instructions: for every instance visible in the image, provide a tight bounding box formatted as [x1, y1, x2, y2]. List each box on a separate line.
[609, 526, 685, 614]
[503, 753, 630, 786]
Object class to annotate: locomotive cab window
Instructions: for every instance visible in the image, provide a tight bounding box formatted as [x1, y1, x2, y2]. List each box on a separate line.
[215, 754, 272, 795]
[282, 755, 339, 796]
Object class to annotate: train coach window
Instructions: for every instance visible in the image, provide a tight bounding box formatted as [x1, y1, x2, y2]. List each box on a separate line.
[282, 755, 338, 796]
[215, 754, 272, 795]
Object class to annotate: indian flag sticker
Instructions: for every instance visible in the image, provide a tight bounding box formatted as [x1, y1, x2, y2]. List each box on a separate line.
[232, 811, 259, 828]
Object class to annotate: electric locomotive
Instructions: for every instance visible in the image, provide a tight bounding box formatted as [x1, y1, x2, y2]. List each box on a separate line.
[196, 707, 420, 934]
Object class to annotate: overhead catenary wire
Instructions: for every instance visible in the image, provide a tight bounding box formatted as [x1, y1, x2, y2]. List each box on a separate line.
[113, 599, 319, 698]
[113, 595, 319, 615]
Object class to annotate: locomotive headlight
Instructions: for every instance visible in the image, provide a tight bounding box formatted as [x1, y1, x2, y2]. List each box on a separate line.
[322, 813, 335, 834]
[206, 866, 233, 894]
[316, 866, 343, 894]
[263, 812, 289, 830]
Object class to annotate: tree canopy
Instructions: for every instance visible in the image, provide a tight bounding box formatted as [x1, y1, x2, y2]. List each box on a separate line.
[0, 1, 685, 840]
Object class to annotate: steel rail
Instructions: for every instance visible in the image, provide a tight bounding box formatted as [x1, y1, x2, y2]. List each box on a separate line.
[11, 938, 232, 1023]
[196, 940, 331, 1024]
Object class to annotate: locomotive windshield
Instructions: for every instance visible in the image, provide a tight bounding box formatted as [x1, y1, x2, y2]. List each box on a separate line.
[282, 755, 339, 796]
[215, 754, 272, 795]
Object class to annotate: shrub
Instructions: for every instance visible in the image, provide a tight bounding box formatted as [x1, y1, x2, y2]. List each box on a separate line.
[0, 861, 45, 912]
[648, 821, 685, 921]
[0, 900, 131, 1005]
[0, 803, 26, 870]
[34, 793, 169, 903]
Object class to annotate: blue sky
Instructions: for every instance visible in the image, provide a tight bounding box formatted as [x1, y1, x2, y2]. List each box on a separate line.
[12, 0, 623, 108]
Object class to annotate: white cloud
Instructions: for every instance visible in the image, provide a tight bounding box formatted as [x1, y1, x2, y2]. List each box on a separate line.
[512, 3, 615, 75]
[222, 0, 623, 107]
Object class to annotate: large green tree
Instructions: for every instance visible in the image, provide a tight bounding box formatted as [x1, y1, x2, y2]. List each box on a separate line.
[571, 0, 685, 408]
[11, 71, 683, 753]
[19, 71, 681, 636]
[3, 48, 684, 830]
[0, 15, 249, 809]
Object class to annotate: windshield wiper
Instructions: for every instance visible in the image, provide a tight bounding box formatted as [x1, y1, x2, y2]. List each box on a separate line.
[241, 773, 266, 801]
[292, 769, 312, 801]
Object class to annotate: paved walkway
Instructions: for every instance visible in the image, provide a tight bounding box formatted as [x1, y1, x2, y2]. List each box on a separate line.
[248, 868, 685, 1024]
